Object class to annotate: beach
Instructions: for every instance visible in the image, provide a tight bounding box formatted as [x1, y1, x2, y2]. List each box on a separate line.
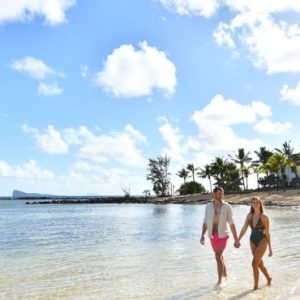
[152, 188, 300, 207]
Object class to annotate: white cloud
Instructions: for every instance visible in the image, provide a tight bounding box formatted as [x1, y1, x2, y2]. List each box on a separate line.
[0, 160, 150, 196]
[191, 94, 271, 126]
[158, 1, 300, 73]
[157, 116, 185, 161]
[0, 160, 54, 179]
[71, 161, 92, 171]
[11, 57, 57, 80]
[22, 124, 147, 167]
[60, 165, 150, 195]
[0, 0, 76, 25]
[94, 41, 176, 98]
[190, 95, 271, 152]
[254, 119, 292, 134]
[78, 126, 147, 166]
[80, 65, 89, 79]
[159, 0, 219, 18]
[38, 82, 63, 96]
[22, 124, 69, 154]
[213, 2, 300, 73]
[280, 82, 300, 105]
[214, 22, 236, 49]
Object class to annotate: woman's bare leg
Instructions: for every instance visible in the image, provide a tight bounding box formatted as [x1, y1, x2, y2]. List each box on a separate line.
[258, 260, 272, 285]
[250, 239, 268, 290]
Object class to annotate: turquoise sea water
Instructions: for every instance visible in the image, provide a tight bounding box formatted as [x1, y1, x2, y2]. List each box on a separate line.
[0, 200, 300, 299]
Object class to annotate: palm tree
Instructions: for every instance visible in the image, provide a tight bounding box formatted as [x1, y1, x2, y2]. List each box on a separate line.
[242, 165, 252, 190]
[251, 161, 260, 190]
[197, 164, 213, 193]
[210, 157, 228, 188]
[261, 152, 296, 190]
[275, 140, 299, 181]
[187, 163, 198, 193]
[210, 157, 242, 192]
[275, 140, 294, 157]
[187, 163, 197, 183]
[177, 168, 189, 184]
[254, 147, 273, 181]
[224, 162, 242, 192]
[254, 146, 273, 165]
[229, 148, 252, 190]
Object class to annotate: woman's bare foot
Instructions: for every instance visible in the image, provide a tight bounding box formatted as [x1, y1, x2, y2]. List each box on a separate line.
[253, 285, 258, 290]
[267, 277, 272, 286]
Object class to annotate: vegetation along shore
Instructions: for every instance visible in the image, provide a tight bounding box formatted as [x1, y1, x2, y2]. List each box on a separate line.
[24, 189, 300, 207]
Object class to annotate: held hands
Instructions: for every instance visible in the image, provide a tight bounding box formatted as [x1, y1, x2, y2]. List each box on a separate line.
[234, 239, 241, 248]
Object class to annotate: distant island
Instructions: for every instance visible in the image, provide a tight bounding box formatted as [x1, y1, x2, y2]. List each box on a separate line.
[12, 190, 55, 199]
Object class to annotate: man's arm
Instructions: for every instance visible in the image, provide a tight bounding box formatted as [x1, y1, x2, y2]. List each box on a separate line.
[230, 223, 240, 247]
[228, 205, 240, 247]
[200, 223, 207, 245]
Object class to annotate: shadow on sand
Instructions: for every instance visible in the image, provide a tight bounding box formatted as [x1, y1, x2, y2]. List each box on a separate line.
[226, 289, 253, 300]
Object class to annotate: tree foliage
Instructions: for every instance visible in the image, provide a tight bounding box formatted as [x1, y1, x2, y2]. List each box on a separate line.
[146, 154, 170, 197]
[178, 181, 206, 195]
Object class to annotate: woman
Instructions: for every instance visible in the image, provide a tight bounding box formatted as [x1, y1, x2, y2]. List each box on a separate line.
[238, 197, 272, 290]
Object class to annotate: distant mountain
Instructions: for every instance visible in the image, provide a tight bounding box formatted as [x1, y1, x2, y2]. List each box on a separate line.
[12, 190, 55, 199]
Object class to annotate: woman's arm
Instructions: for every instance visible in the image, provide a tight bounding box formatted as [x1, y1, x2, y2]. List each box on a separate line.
[238, 213, 250, 242]
[263, 215, 273, 256]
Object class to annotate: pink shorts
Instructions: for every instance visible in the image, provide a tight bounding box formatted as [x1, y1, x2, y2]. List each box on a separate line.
[210, 234, 229, 252]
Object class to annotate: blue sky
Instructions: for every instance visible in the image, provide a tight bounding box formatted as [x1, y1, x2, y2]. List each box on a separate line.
[1, 0, 300, 196]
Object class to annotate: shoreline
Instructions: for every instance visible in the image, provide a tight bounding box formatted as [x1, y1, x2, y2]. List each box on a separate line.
[152, 188, 300, 207]
[21, 188, 300, 207]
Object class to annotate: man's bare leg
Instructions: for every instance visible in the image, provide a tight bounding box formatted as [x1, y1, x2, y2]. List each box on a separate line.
[215, 249, 225, 285]
[223, 257, 227, 277]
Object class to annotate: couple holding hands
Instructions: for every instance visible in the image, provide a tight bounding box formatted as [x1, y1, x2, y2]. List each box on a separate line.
[200, 187, 272, 290]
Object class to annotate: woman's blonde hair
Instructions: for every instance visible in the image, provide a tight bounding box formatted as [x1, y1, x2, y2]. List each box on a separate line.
[250, 196, 264, 214]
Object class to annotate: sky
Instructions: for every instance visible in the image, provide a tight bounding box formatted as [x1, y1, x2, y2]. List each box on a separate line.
[1, 0, 300, 196]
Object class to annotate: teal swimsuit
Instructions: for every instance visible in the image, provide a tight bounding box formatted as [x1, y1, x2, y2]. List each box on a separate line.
[250, 214, 266, 247]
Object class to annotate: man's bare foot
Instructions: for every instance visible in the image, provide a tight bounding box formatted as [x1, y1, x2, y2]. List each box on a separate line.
[253, 285, 258, 290]
[267, 277, 272, 286]
[216, 279, 222, 285]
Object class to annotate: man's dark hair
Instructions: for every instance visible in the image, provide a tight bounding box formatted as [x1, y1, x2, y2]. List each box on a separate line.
[213, 187, 224, 193]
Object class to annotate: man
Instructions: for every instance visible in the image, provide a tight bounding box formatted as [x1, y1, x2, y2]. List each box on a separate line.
[200, 187, 240, 286]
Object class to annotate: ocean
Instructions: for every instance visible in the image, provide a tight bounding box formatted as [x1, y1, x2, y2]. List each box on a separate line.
[0, 200, 299, 299]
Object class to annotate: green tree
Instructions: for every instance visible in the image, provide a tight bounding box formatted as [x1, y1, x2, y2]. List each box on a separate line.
[187, 163, 198, 182]
[210, 157, 228, 187]
[275, 140, 299, 181]
[177, 168, 189, 184]
[210, 157, 242, 192]
[242, 165, 252, 190]
[229, 148, 252, 190]
[178, 181, 206, 195]
[254, 147, 273, 175]
[147, 155, 171, 197]
[197, 164, 213, 193]
[260, 152, 296, 190]
[186, 163, 198, 193]
[143, 189, 150, 198]
[224, 162, 242, 192]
